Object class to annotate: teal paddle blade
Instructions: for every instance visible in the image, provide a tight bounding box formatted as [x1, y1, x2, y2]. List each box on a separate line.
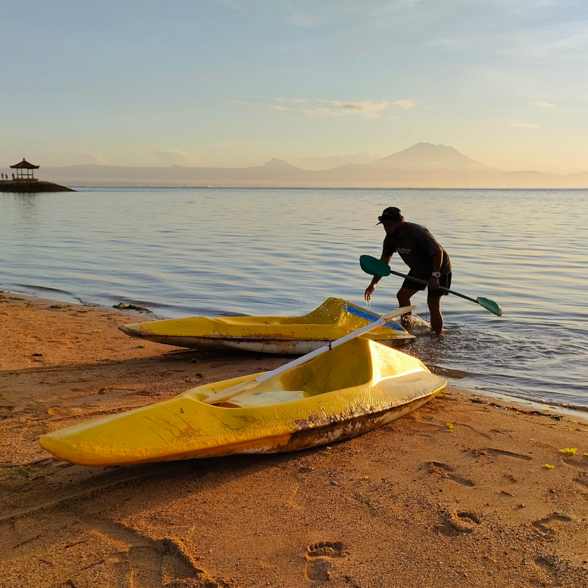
[360, 255, 391, 277]
[476, 297, 503, 317]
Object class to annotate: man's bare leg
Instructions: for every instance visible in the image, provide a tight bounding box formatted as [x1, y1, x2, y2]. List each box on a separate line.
[397, 287, 419, 326]
[427, 296, 443, 334]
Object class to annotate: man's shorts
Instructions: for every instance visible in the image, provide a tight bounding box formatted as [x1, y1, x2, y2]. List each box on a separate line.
[401, 271, 452, 299]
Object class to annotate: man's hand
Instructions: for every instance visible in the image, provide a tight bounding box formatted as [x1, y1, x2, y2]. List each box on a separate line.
[365, 283, 376, 302]
[428, 276, 440, 291]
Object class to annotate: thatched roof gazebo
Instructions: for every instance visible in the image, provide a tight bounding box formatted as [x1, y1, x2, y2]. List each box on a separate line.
[10, 158, 39, 181]
[1, 158, 73, 192]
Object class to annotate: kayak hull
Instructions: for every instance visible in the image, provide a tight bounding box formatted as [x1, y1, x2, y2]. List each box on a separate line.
[119, 298, 414, 353]
[117, 333, 412, 353]
[39, 339, 445, 466]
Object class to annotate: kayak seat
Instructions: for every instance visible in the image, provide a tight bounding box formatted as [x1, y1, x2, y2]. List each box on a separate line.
[226, 389, 309, 408]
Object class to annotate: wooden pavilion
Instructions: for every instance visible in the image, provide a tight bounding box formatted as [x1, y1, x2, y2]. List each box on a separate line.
[10, 158, 39, 181]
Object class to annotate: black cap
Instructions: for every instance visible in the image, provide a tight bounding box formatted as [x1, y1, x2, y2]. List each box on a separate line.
[376, 206, 402, 225]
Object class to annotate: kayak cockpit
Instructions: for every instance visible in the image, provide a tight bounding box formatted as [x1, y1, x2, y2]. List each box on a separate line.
[223, 389, 309, 408]
[204, 339, 378, 408]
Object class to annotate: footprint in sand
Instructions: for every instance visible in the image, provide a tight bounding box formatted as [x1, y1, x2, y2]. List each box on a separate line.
[562, 456, 588, 471]
[425, 461, 475, 487]
[532, 513, 572, 537]
[71, 514, 228, 588]
[484, 448, 532, 461]
[307, 541, 345, 558]
[305, 542, 346, 584]
[573, 472, 588, 489]
[559, 457, 588, 489]
[440, 509, 482, 535]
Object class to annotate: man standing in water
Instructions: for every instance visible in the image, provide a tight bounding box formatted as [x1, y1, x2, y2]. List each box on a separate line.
[364, 207, 451, 334]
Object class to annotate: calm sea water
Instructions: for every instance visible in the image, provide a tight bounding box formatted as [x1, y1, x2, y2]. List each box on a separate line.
[1, 188, 587, 409]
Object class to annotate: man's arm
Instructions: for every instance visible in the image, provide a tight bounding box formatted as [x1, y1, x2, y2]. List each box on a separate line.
[365, 253, 392, 302]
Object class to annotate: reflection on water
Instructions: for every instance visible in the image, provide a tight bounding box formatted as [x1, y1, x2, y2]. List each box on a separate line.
[7, 192, 40, 226]
[0, 188, 587, 408]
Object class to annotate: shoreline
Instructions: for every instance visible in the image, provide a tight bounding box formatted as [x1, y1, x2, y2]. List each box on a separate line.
[2, 292, 588, 586]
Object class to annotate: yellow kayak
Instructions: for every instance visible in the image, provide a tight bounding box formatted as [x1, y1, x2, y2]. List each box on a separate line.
[39, 339, 445, 466]
[119, 297, 414, 353]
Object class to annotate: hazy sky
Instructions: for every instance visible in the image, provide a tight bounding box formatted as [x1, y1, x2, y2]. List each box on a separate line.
[2, 0, 587, 173]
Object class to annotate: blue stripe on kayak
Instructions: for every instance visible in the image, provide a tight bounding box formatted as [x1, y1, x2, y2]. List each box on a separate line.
[343, 304, 405, 333]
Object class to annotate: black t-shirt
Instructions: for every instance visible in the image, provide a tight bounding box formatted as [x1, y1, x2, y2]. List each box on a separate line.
[382, 222, 451, 278]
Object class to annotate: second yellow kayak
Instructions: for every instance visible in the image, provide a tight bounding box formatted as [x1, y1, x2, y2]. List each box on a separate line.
[119, 297, 414, 353]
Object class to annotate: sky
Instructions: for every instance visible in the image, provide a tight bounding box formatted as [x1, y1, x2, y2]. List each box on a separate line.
[1, 0, 588, 173]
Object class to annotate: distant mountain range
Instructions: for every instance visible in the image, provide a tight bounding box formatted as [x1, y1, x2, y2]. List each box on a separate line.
[36, 143, 588, 188]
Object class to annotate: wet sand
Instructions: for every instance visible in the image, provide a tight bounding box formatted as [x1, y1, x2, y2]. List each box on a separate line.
[1, 292, 588, 587]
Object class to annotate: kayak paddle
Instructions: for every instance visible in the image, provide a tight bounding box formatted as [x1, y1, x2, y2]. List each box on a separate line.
[204, 304, 416, 406]
[360, 255, 503, 317]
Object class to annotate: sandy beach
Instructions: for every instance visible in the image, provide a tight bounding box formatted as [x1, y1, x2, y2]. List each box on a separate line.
[1, 292, 588, 587]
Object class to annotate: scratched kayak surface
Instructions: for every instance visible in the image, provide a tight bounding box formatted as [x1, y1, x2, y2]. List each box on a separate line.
[119, 297, 414, 354]
[39, 338, 446, 466]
